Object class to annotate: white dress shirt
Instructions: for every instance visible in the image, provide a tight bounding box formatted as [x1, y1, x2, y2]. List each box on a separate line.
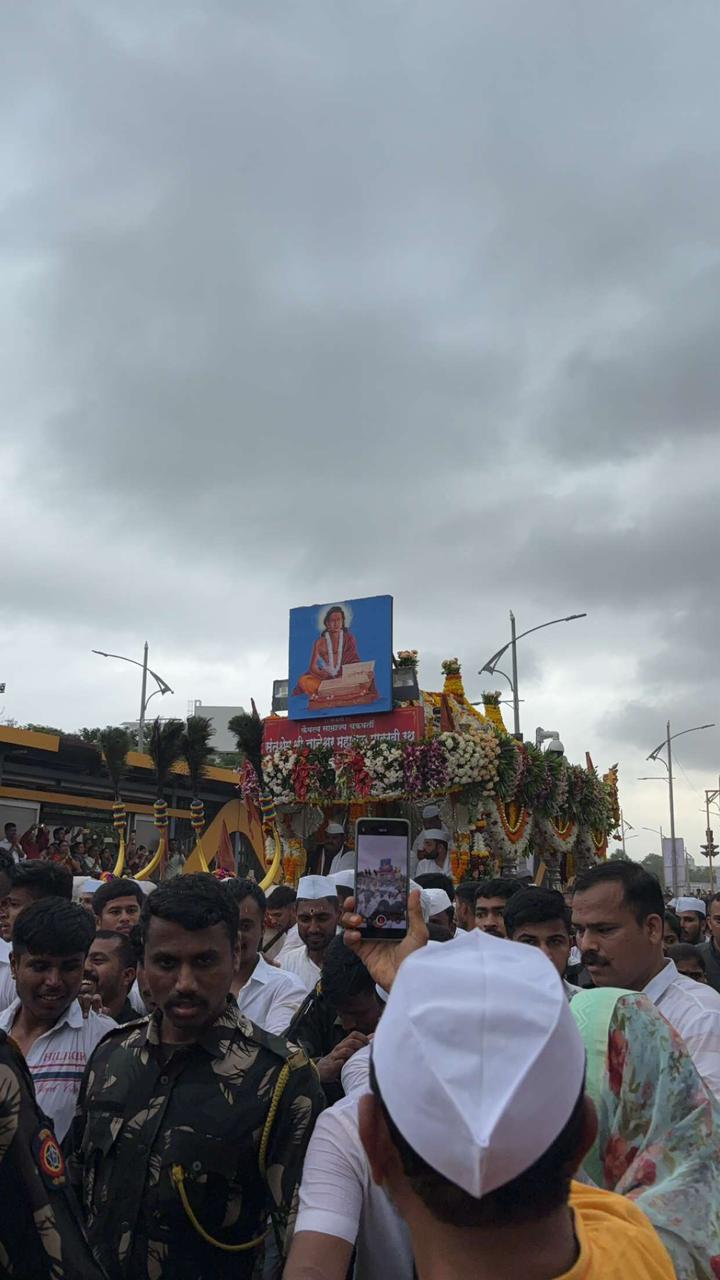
[0, 938, 16, 1012]
[296, 1092, 414, 1279]
[329, 847, 355, 875]
[414, 854, 452, 879]
[0, 998, 116, 1140]
[643, 959, 720, 1098]
[278, 945, 322, 993]
[275, 923, 303, 961]
[235, 954, 307, 1035]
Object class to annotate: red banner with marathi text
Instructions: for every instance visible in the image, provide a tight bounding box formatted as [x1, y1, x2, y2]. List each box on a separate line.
[263, 705, 424, 752]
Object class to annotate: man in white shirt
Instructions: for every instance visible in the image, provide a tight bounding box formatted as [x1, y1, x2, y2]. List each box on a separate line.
[573, 860, 720, 1098]
[409, 804, 443, 876]
[414, 830, 451, 879]
[224, 878, 306, 1035]
[262, 884, 298, 962]
[0, 896, 115, 1140]
[279, 875, 340, 993]
[0, 822, 24, 863]
[324, 823, 355, 876]
[0, 860, 75, 1012]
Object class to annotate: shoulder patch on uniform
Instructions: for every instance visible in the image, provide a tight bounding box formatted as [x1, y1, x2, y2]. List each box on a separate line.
[34, 1127, 66, 1187]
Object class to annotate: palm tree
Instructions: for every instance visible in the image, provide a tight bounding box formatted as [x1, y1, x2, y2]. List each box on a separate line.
[99, 726, 131, 875]
[181, 715, 215, 852]
[137, 718, 185, 880]
[228, 701, 282, 891]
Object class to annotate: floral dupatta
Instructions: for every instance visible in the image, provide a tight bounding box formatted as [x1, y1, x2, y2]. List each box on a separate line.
[571, 987, 720, 1280]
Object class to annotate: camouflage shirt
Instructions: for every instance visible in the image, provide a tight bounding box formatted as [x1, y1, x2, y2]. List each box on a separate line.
[65, 998, 323, 1280]
[0, 1029, 105, 1280]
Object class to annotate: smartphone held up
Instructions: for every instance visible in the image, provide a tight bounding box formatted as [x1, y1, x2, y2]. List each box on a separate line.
[353, 817, 410, 941]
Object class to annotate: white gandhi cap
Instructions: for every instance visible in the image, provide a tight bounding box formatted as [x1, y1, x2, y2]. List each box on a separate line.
[297, 874, 338, 901]
[422, 829, 449, 846]
[372, 929, 586, 1198]
[675, 896, 706, 916]
[330, 869, 355, 890]
[422, 804, 441, 819]
[423, 888, 453, 917]
[326, 822, 345, 836]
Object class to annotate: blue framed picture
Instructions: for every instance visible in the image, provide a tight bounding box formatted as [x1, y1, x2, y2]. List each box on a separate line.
[288, 595, 393, 720]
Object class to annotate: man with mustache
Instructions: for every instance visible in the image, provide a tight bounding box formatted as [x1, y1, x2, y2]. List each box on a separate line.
[572, 861, 720, 1098]
[279, 875, 340, 992]
[67, 873, 323, 1280]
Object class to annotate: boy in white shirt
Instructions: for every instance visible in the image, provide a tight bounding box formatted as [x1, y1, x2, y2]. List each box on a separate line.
[0, 897, 115, 1140]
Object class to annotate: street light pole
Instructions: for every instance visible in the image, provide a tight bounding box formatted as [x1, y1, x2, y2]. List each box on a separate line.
[92, 644, 173, 754]
[665, 721, 678, 890]
[509, 612, 520, 739]
[138, 642, 149, 754]
[647, 719, 715, 896]
[479, 611, 587, 741]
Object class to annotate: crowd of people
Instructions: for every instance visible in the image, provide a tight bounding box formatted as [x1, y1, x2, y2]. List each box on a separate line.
[1, 821, 720, 1278]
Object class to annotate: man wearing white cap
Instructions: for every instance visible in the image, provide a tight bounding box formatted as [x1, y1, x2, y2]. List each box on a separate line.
[410, 805, 442, 876]
[313, 823, 353, 876]
[675, 895, 707, 945]
[358, 930, 674, 1280]
[573, 861, 720, 1098]
[414, 830, 451, 879]
[289, 895, 673, 1280]
[279, 875, 340, 992]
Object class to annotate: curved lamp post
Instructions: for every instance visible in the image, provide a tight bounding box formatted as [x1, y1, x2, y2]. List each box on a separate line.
[92, 642, 174, 753]
[646, 721, 715, 894]
[479, 611, 587, 739]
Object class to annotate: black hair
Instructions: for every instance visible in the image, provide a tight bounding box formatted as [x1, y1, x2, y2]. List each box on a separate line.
[92, 877, 144, 917]
[12, 897, 96, 958]
[10, 860, 73, 901]
[370, 1058, 587, 1227]
[475, 877, 523, 905]
[0, 849, 15, 879]
[709, 893, 720, 909]
[321, 935, 376, 1006]
[664, 910, 681, 934]
[323, 606, 346, 628]
[52, 827, 65, 841]
[4, 821, 16, 834]
[127, 923, 145, 966]
[454, 881, 482, 907]
[668, 942, 706, 970]
[504, 888, 571, 938]
[415, 872, 455, 900]
[140, 873, 239, 948]
[223, 878, 267, 917]
[266, 885, 297, 908]
[92, 929, 137, 970]
[574, 861, 664, 924]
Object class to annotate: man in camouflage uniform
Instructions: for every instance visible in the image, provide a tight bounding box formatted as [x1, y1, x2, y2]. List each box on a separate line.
[66, 874, 323, 1280]
[0, 1028, 105, 1280]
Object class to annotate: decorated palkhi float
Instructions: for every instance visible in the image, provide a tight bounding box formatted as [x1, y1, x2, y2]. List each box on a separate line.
[235, 657, 620, 889]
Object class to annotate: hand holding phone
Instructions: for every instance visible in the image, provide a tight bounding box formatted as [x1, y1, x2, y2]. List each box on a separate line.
[341, 889, 428, 993]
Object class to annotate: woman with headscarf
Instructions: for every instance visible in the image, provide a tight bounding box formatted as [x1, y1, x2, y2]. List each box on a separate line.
[571, 986, 720, 1280]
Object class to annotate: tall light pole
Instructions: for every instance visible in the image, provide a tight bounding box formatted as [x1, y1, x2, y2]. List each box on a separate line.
[92, 643, 174, 753]
[479, 611, 587, 740]
[647, 721, 715, 895]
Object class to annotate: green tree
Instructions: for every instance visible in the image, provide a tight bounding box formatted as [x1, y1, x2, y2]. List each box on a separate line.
[641, 853, 665, 885]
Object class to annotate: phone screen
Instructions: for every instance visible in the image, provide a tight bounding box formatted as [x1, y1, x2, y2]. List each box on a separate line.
[354, 819, 410, 940]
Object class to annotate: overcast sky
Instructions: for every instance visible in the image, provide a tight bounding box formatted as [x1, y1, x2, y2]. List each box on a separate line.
[3, 2, 719, 861]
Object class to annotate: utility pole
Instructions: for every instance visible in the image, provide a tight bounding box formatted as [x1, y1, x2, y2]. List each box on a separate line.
[509, 611, 520, 740]
[705, 784, 720, 892]
[665, 721, 680, 893]
[137, 642, 149, 754]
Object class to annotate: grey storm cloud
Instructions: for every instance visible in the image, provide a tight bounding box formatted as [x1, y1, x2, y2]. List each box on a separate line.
[1, 0, 719, 852]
